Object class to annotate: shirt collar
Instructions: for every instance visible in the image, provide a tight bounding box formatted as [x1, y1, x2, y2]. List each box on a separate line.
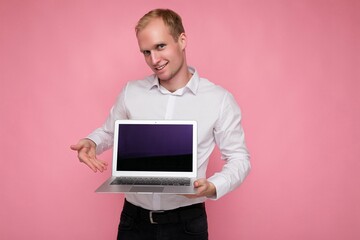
[148, 66, 200, 95]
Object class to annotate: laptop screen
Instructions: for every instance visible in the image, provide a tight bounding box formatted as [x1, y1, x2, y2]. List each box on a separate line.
[116, 123, 193, 172]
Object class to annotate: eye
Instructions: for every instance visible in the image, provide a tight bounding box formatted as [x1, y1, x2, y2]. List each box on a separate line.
[157, 44, 166, 50]
[142, 50, 151, 56]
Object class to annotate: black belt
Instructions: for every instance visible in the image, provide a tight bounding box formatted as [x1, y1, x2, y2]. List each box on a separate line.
[123, 199, 206, 224]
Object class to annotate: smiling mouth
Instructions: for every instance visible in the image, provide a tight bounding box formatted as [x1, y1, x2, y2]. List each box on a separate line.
[155, 62, 168, 71]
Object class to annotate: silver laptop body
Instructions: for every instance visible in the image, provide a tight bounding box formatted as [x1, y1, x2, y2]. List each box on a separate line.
[95, 119, 197, 194]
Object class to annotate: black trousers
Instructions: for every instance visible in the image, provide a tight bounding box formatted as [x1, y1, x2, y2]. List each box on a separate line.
[117, 199, 208, 240]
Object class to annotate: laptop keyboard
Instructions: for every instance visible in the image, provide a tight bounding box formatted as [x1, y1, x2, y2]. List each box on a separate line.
[111, 177, 191, 186]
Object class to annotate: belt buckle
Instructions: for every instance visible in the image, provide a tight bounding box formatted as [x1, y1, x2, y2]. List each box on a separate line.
[149, 210, 164, 224]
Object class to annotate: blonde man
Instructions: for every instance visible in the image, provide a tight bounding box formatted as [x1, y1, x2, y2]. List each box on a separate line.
[71, 9, 250, 240]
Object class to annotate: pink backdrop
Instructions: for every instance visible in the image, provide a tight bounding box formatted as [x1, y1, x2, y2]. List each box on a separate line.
[1, 0, 359, 239]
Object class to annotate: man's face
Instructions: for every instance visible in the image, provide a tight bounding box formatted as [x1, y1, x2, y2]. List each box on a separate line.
[137, 18, 186, 83]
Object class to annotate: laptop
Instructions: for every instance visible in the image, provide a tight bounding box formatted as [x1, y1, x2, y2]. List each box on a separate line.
[95, 119, 197, 194]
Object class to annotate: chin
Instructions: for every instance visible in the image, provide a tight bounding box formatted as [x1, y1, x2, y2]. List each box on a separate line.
[157, 73, 172, 82]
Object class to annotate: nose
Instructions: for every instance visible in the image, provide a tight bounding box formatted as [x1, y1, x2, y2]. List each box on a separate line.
[150, 51, 160, 65]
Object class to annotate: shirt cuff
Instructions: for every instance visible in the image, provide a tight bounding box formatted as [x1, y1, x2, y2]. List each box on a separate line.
[86, 134, 104, 155]
[207, 174, 230, 200]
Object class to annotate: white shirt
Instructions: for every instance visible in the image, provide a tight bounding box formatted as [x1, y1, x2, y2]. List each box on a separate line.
[88, 67, 251, 210]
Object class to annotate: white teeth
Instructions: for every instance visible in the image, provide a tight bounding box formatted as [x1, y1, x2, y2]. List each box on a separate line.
[155, 63, 167, 70]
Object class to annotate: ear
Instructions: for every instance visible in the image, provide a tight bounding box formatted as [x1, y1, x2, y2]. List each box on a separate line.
[178, 33, 187, 50]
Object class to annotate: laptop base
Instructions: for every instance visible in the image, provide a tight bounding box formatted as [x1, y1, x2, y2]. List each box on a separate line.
[95, 177, 197, 194]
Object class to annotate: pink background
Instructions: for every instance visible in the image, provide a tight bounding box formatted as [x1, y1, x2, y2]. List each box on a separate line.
[1, 0, 359, 239]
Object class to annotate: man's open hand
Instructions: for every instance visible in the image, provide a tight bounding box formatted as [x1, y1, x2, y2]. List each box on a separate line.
[70, 139, 108, 173]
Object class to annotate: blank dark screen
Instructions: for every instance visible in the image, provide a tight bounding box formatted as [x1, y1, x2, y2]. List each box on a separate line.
[116, 124, 193, 172]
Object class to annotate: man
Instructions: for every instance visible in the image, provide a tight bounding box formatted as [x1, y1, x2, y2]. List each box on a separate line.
[71, 9, 250, 240]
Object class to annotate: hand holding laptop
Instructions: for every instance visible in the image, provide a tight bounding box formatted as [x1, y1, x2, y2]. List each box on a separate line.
[183, 178, 216, 199]
[70, 139, 108, 173]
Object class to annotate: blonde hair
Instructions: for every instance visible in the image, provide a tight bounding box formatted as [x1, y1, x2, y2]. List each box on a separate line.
[135, 9, 185, 41]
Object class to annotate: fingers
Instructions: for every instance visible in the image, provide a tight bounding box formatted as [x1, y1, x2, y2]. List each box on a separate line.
[83, 157, 107, 173]
[194, 179, 209, 197]
[88, 158, 108, 173]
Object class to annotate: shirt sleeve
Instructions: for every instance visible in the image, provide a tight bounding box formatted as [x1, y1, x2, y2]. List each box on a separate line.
[207, 92, 251, 200]
[87, 84, 129, 155]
